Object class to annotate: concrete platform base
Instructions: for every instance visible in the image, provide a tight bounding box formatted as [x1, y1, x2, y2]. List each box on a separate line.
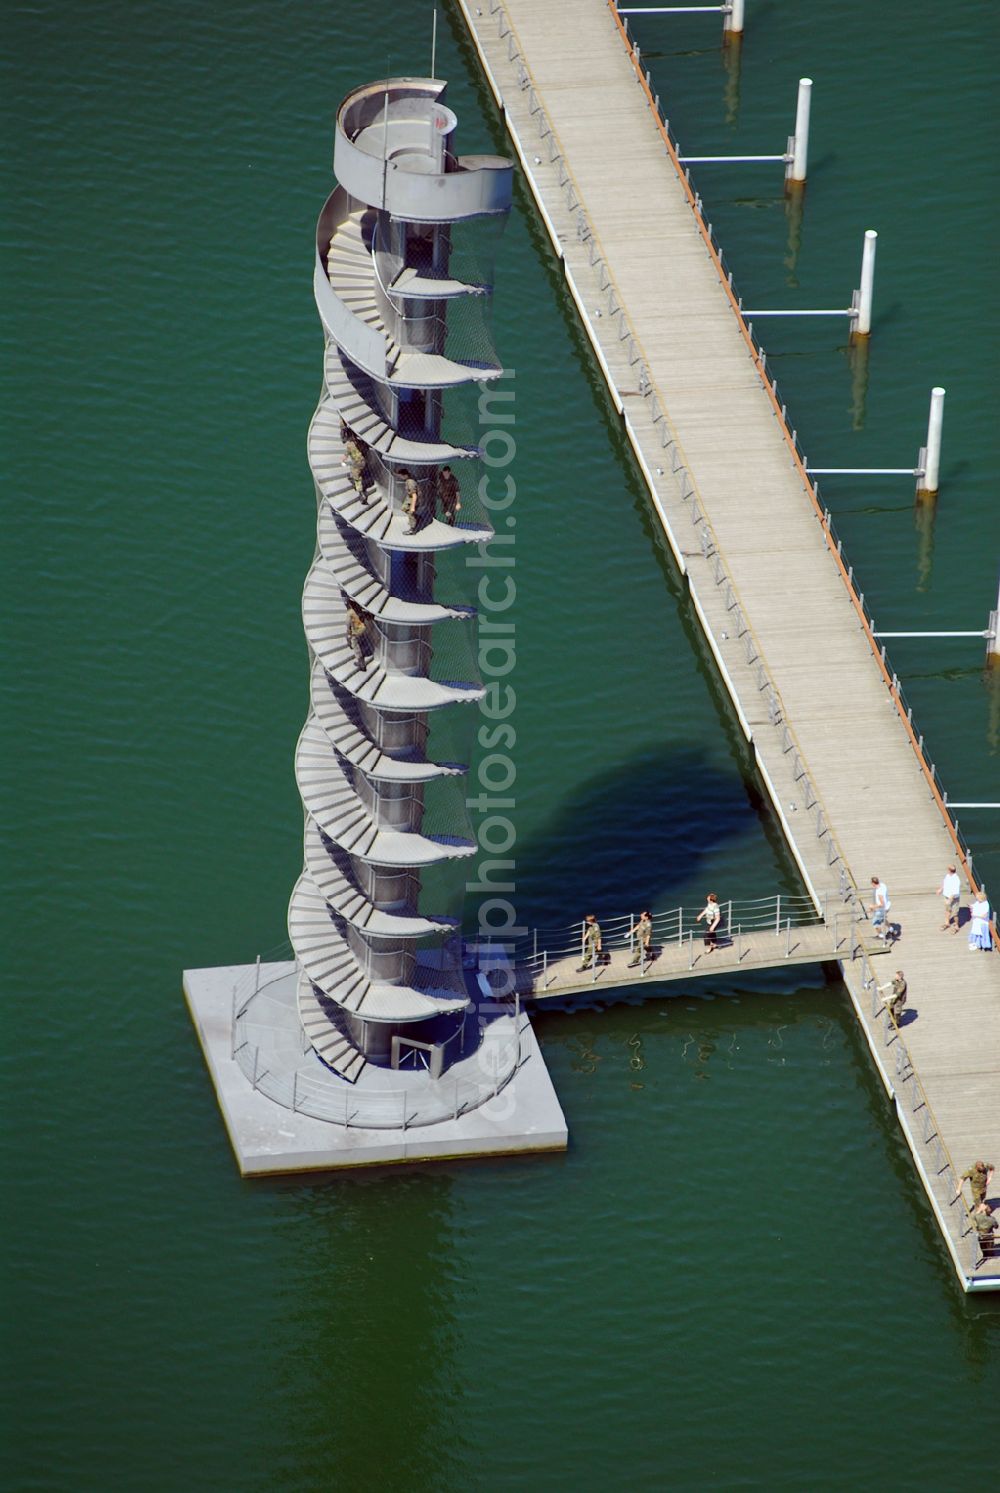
[184, 962, 568, 1176]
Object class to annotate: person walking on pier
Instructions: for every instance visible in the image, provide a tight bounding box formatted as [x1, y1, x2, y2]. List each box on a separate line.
[436, 465, 462, 526]
[628, 910, 653, 968]
[578, 914, 602, 973]
[877, 971, 907, 1026]
[936, 864, 961, 933]
[696, 893, 722, 952]
[972, 1203, 998, 1252]
[869, 876, 891, 940]
[955, 1160, 994, 1209]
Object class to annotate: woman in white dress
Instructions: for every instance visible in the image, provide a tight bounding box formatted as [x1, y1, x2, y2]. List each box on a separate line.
[968, 897, 992, 951]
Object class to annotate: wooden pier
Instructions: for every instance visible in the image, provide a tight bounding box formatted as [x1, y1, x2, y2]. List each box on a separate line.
[458, 0, 1000, 1289]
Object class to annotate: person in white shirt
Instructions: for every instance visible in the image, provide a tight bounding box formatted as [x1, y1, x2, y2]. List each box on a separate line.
[869, 876, 890, 940]
[968, 897, 991, 951]
[936, 864, 961, 933]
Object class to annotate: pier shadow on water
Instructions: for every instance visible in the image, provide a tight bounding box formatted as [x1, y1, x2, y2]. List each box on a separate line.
[467, 743, 796, 936]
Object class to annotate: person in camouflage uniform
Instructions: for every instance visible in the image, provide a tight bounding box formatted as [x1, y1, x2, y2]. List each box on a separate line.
[345, 601, 369, 672]
[878, 971, 907, 1026]
[628, 910, 653, 968]
[577, 914, 602, 973]
[955, 1160, 994, 1209]
[972, 1203, 998, 1251]
[401, 470, 422, 534]
[343, 435, 369, 502]
[437, 465, 462, 525]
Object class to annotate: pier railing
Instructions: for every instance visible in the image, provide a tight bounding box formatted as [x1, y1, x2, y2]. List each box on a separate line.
[860, 952, 992, 1276]
[506, 891, 864, 992]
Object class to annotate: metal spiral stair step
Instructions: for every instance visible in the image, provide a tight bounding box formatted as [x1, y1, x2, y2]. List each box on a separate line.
[309, 410, 493, 551]
[317, 505, 474, 622]
[320, 356, 476, 463]
[304, 819, 457, 936]
[309, 660, 466, 783]
[302, 562, 485, 709]
[296, 969, 368, 1082]
[325, 217, 502, 390]
[289, 875, 469, 1022]
[388, 266, 490, 301]
[296, 720, 477, 866]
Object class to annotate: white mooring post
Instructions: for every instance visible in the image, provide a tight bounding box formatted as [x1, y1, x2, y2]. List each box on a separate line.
[787, 79, 812, 186]
[916, 386, 946, 499]
[987, 573, 1000, 666]
[852, 230, 877, 339]
[724, 0, 746, 38]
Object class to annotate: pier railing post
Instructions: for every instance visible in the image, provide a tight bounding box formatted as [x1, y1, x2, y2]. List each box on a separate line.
[775, 894, 781, 935]
[688, 929, 695, 969]
[785, 917, 792, 958]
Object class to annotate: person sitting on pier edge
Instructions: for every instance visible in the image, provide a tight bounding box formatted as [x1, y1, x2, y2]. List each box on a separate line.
[345, 600, 370, 672]
[877, 970, 907, 1026]
[954, 1160, 994, 1210]
[436, 465, 462, 526]
[577, 914, 602, 973]
[972, 1202, 998, 1251]
[869, 875, 891, 940]
[628, 910, 653, 968]
[936, 864, 961, 933]
[696, 893, 721, 952]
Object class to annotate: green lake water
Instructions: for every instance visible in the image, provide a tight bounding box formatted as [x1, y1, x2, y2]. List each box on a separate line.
[3, 1, 997, 1488]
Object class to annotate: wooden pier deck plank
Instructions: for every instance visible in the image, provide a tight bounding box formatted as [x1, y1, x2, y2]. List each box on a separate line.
[459, 0, 1000, 1286]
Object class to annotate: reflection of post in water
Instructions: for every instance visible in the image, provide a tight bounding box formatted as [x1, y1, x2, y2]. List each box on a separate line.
[569, 1031, 600, 1075]
[721, 32, 742, 128]
[682, 1030, 716, 1080]
[846, 335, 870, 431]
[627, 1031, 645, 1089]
[986, 659, 1000, 754]
[782, 184, 805, 289]
[914, 493, 937, 593]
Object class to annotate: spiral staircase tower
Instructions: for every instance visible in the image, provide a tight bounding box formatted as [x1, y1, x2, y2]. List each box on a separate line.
[289, 79, 513, 1089]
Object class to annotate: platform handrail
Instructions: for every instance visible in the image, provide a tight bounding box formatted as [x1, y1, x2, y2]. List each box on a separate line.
[234, 967, 525, 1129]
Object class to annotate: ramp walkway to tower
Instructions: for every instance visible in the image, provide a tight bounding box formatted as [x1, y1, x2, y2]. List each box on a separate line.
[459, 0, 1000, 1290]
[513, 895, 882, 1002]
